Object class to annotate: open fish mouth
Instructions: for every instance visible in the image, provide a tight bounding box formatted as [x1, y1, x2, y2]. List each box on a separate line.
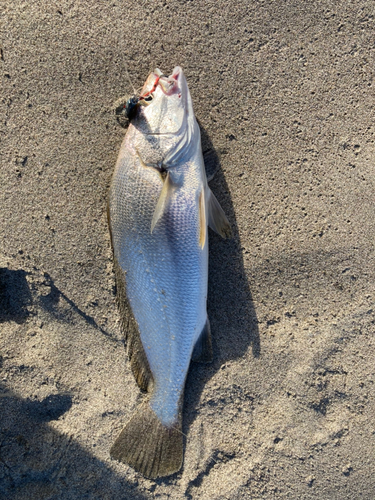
[139, 67, 181, 100]
[122, 67, 185, 122]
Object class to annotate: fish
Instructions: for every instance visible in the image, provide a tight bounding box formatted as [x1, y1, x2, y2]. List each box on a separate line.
[108, 66, 231, 479]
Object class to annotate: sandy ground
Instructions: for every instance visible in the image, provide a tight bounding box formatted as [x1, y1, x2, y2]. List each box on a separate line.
[1, 1, 375, 499]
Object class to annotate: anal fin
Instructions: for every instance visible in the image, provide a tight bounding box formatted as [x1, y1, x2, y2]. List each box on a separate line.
[110, 402, 183, 479]
[192, 318, 213, 363]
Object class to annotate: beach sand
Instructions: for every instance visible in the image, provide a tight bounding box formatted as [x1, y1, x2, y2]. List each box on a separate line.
[1, 1, 374, 498]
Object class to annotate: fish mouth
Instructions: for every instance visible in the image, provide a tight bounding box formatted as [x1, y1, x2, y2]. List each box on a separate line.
[137, 67, 188, 137]
[139, 67, 182, 100]
[170, 66, 181, 81]
[161, 67, 182, 94]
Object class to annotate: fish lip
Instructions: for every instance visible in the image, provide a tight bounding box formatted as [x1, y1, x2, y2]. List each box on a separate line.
[170, 66, 181, 81]
[154, 67, 183, 95]
[160, 67, 182, 95]
[139, 67, 184, 99]
[154, 66, 181, 81]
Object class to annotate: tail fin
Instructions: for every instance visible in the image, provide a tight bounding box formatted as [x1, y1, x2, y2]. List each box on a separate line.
[110, 402, 183, 478]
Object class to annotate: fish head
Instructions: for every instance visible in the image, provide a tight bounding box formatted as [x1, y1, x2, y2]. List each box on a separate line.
[136, 67, 194, 136]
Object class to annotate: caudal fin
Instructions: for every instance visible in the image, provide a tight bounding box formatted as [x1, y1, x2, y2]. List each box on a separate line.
[110, 402, 183, 479]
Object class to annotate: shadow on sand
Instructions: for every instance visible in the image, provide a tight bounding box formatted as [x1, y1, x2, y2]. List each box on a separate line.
[0, 385, 147, 500]
[180, 124, 260, 478]
[0, 265, 120, 345]
[0, 268, 32, 324]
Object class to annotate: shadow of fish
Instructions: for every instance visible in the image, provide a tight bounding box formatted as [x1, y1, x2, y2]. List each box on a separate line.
[108, 67, 231, 478]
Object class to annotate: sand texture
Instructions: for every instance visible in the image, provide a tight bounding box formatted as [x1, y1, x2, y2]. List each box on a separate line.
[1, 1, 374, 499]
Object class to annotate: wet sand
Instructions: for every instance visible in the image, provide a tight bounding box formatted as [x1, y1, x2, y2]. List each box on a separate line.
[1, 1, 374, 498]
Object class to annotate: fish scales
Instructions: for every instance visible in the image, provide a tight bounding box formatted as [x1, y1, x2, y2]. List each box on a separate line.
[108, 67, 230, 478]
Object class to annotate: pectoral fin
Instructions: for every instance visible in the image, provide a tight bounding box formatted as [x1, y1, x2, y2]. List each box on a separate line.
[151, 172, 173, 233]
[207, 188, 232, 238]
[198, 189, 207, 249]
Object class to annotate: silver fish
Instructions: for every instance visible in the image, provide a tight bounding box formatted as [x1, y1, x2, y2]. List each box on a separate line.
[108, 67, 231, 478]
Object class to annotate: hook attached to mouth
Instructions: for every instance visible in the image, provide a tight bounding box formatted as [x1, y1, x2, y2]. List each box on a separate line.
[124, 95, 140, 120]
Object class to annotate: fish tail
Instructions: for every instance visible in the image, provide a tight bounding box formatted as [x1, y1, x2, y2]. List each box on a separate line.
[110, 402, 183, 478]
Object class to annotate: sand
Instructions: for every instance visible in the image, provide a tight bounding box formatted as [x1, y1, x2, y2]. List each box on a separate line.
[1, 1, 374, 498]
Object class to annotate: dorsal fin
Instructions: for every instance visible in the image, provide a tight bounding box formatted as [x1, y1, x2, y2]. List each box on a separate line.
[112, 256, 154, 392]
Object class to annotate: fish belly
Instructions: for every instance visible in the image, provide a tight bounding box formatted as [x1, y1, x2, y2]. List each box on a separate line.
[109, 146, 208, 427]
